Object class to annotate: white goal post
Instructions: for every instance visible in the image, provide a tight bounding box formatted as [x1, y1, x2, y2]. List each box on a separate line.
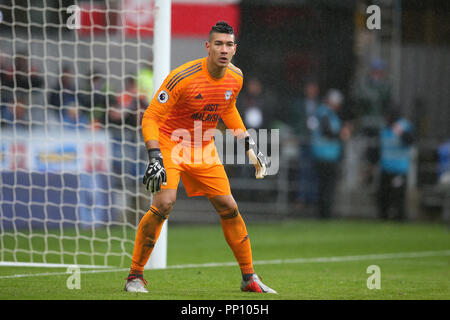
[0, 0, 170, 269]
[145, 0, 171, 270]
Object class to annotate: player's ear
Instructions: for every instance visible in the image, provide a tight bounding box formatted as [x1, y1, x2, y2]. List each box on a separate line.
[205, 41, 211, 54]
[229, 43, 236, 59]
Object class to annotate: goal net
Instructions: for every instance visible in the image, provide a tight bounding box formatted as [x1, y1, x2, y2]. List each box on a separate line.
[0, 0, 169, 268]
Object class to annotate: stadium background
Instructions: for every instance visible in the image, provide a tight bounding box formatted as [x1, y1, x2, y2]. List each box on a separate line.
[0, 0, 449, 229]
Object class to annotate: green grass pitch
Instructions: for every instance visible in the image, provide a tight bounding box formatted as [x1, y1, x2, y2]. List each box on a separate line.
[0, 219, 449, 300]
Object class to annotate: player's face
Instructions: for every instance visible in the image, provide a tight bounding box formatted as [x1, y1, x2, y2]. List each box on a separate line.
[206, 32, 236, 68]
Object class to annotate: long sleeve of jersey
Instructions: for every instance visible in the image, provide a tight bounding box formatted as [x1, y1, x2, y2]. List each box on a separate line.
[141, 74, 182, 143]
[221, 96, 247, 136]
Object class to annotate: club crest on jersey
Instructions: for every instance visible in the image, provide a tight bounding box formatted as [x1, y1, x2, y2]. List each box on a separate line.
[158, 90, 169, 103]
[225, 90, 232, 101]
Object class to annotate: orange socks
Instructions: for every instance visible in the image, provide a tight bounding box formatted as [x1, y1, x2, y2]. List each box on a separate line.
[130, 206, 167, 275]
[219, 206, 255, 275]
[130, 205, 254, 276]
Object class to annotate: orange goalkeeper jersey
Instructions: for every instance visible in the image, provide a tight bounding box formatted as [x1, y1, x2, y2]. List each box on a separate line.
[142, 57, 247, 148]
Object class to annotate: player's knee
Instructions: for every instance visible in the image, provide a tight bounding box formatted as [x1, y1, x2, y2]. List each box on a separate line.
[210, 195, 238, 214]
[218, 206, 239, 220]
[151, 190, 176, 219]
[159, 202, 173, 218]
[152, 201, 174, 219]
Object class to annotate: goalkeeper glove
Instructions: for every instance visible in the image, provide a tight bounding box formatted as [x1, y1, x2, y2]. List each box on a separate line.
[143, 148, 167, 193]
[244, 136, 268, 179]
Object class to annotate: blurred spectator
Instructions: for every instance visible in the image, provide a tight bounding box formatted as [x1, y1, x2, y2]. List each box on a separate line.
[438, 140, 450, 183]
[311, 89, 351, 219]
[290, 80, 321, 137]
[48, 66, 78, 117]
[1, 53, 43, 127]
[233, 77, 275, 187]
[2, 54, 43, 94]
[355, 58, 392, 184]
[108, 77, 147, 219]
[61, 101, 90, 131]
[108, 77, 143, 180]
[240, 77, 274, 129]
[438, 140, 450, 223]
[375, 108, 414, 221]
[117, 76, 148, 126]
[356, 58, 392, 130]
[79, 71, 108, 127]
[290, 79, 321, 205]
[137, 61, 153, 104]
[0, 92, 30, 130]
[0, 54, 13, 103]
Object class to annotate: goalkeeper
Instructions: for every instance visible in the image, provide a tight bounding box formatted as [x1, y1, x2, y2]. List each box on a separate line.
[124, 21, 276, 294]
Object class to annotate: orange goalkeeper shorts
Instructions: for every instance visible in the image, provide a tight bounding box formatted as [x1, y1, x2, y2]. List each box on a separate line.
[158, 134, 231, 198]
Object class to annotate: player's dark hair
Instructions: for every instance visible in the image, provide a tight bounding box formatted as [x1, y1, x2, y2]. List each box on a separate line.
[209, 21, 234, 39]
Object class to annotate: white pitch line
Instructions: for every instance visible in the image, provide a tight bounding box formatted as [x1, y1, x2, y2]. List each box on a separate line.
[0, 261, 114, 269]
[0, 250, 449, 280]
[0, 268, 130, 279]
